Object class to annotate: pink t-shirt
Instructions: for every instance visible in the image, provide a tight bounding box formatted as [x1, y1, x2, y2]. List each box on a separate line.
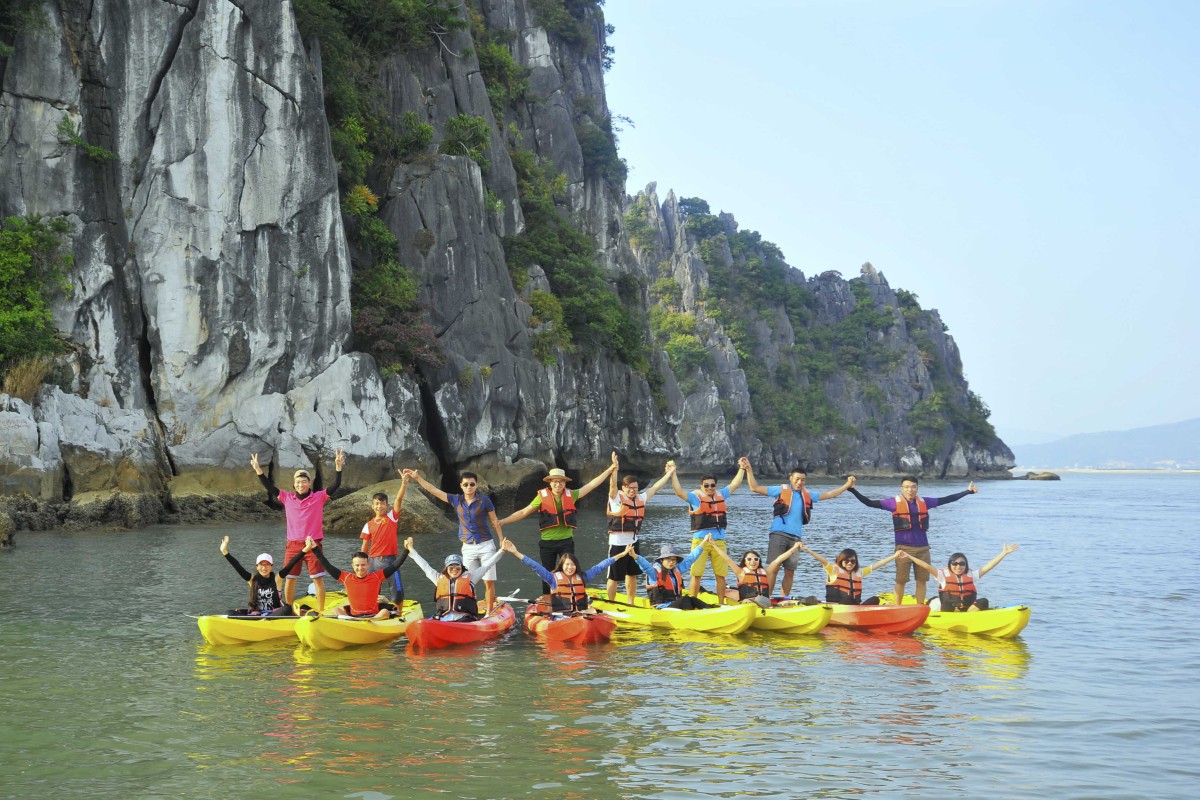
[278, 489, 330, 542]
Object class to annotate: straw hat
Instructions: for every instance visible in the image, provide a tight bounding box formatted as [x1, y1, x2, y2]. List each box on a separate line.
[543, 468, 572, 483]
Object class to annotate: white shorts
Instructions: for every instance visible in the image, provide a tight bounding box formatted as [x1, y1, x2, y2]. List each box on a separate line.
[461, 539, 498, 582]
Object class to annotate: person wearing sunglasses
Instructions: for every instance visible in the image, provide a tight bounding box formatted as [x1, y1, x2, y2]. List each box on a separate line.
[899, 544, 1019, 611]
[711, 543, 806, 608]
[847, 475, 978, 606]
[798, 544, 903, 605]
[404, 468, 505, 614]
[669, 462, 747, 603]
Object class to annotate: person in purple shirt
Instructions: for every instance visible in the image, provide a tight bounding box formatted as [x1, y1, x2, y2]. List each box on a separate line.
[847, 475, 977, 606]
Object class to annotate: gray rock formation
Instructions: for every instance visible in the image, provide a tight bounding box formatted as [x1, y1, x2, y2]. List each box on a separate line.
[0, 0, 1012, 531]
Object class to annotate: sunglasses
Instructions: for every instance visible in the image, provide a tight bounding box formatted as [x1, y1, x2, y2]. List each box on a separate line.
[842, 560, 858, 566]
[950, 561, 967, 567]
[745, 556, 761, 562]
[461, 482, 477, 487]
[702, 483, 717, 488]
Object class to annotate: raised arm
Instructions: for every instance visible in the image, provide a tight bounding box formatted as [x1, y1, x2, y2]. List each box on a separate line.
[582, 546, 631, 583]
[576, 451, 619, 500]
[642, 462, 676, 501]
[978, 543, 1018, 578]
[501, 539, 556, 588]
[725, 464, 747, 494]
[402, 537, 442, 584]
[220, 536, 254, 581]
[740, 457, 767, 495]
[767, 541, 805, 572]
[405, 469, 450, 505]
[931, 484, 975, 506]
[251, 453, 280, 500]
[817, 475, 855, 502]
[799, 543, 832, 569]
[847, 482, 886, 509]
[669, 463, 688, 500]
[393, 469, 409, 514]
[711, 542, 743, 578]
[307, 537, 342, 579]
[678, 534, 713, 573]
[607, 460, 620, 502]
[497, 499, 535, 526]
[321, 448, 345, 494]
[867, 550, 902, 573]
[466, 547, 506, 585]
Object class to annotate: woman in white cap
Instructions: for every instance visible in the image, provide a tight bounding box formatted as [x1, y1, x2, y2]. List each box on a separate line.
[497, 452, 618, 591]
[218, 535, 315, 616]
[404, 537, 507, 621]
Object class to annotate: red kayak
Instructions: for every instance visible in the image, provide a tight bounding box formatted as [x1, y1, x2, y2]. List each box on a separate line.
[826, 603, 931, 634]
[405, 603, 517, 649]
[523, 609, 618, 645]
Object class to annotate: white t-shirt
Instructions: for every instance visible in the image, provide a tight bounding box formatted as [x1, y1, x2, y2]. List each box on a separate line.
[607, 492, 648, 546]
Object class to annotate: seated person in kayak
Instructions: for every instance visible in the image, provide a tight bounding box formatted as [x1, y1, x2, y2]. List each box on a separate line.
[799, 544, 902, 606]
[502, 539, 635, 614]
[404, 536, 507, 621]
[306, 536, 408, 620]
[631, 534, 716, 610]
[899, 544, 1019, 611]
[218, 535, 313, 616]
[711, 542, 805, 608]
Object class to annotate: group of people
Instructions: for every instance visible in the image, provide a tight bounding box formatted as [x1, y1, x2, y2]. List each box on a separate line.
[218, 450, 1019, 623]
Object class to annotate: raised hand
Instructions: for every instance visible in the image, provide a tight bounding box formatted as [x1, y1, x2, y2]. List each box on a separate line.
[403, 537, 415, 551]
[219, 535, 230, 555]
[847, 475, 856, 487]
[664, 461, 676, 475]
[611, 450, 619, 468]
[968, 481, 978, 493]
[738, 456, 751, 471]
[1002, 543, 1019, 555]
[250, 453, 263, 475]
[335, 448, 346, 470]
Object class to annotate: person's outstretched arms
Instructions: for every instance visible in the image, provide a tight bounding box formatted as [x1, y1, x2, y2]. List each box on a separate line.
[404, 469, 450, 505]
[818, 475, 855, 501]
[978, 543, 1018, 577]
[898, 550, 935, 574]
[847, 479, 885, 509]
[402, 537, 442, 584]
[394, 470, 409, 514]
[767, 541, 805, 573]
[643, 462, 676, 501]
[576, 451, 619, 500]
[740, 457, 767, 495]
[867, 550, 902, 572]
[725, 463, 747, 494]
[669, 462, 688, 500]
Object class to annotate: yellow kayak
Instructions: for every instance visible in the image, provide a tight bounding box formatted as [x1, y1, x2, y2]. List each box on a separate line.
[195, 592, 350, 645]
[695, 591, 833, 635]
[586, 590, 756, 635]
[294, 600, 424, 650]
[879, 593, 1032, 639]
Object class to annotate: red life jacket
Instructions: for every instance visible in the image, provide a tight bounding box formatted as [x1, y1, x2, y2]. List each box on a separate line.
[551, 571, 590, 612]
[607, 494, 645, 534]
[435, 573, 479, 615]
[773, 486, 812, 524]
[938, 568, 977, 611]
[689, 492, 727, 532]
[738, 567, 771, 600]
[537, 488, 578, 531]
[892, 496, 929, 532]
[825, 567, 863, 604]
[647, 565, 685, 605]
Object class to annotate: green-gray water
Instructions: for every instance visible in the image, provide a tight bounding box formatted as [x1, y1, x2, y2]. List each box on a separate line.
[2, 474, 1197, 798]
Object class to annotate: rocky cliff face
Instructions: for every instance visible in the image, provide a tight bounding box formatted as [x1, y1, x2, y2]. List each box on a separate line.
[0, 0, 1011, 531]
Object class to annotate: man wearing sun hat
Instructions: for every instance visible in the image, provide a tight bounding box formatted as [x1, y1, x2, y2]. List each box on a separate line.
[498, 452, 619, 591]
[251, 448, 345, 613]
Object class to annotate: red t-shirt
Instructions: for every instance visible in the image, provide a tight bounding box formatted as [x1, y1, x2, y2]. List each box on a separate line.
[360, 509, 399, 557]
[339, 569, 389, 615]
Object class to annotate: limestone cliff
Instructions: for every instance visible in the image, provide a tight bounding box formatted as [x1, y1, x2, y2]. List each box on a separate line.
[0, 0, 1012, 531]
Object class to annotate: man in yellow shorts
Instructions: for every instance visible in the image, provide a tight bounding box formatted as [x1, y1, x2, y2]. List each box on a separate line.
[670, 461, 746, 603]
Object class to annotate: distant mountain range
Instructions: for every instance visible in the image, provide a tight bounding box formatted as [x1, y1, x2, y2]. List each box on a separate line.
[1014, 417, 1200, 470]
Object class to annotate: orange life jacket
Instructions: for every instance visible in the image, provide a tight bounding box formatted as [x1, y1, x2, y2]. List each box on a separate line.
[647, 565, 685, 605]
[773, 486, 812, 524]
[607, 494, 645, 534]
[825, 567, 863, 604]
[435, 573, 478, 615]
[537, 488, 578, 531]
[737, 567, 771, 600]
[689, 492, 727, 532]
[892, 496, 929, 532]
[551, 571, 590, 612]
[938, 568, 977, 611]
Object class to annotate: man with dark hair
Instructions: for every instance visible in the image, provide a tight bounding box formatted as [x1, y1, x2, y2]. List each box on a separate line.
[741, 458, 854, 596]
[359, 470, 409, 605]
[307, 537, 408, 619]
[670, 462, 746, 603]
[848, 476, 978, 605]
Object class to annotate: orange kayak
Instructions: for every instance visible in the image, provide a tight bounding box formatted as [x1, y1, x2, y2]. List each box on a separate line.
[826, 603, 931, 634]
[406, 603, 517, 649]
[523, 609, 618, 644]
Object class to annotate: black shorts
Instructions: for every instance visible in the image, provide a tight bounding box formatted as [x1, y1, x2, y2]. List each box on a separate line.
[607, 541, 643, 580]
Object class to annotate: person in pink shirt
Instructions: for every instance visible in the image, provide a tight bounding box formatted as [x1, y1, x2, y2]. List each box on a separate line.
[251, 448, 345, 612]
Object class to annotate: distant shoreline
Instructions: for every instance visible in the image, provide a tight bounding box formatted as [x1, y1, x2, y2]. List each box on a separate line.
[1012, 468, 1200, 475]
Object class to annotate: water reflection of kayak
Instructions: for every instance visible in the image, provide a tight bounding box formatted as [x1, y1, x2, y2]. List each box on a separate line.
[586, 590, 756, 634]
[405, 602, 517, 649]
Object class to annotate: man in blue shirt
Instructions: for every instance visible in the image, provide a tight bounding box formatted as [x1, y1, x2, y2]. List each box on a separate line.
[741, 458, 854, 596]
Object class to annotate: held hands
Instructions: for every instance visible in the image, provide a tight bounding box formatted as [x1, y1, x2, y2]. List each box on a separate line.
[738, 456, 751, 471]
[701, 533, 714, 548]
[664, 461, 676, 475]
[968, 481, 978, 493]
[896, 551, 910, 561]
[500, 538, 522, 558]
[334, 448, 346, 471]
[303, 535, 317, 553]
[403, 537, 415, 551]
[219, 535, 230, 555]
[397, 468, 410, 483]
[618, 544, 636, 560]
[846, 475, 856, 488]
[611, 451, 619, 469]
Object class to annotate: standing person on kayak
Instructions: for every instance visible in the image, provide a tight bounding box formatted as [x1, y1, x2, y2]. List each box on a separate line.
[604, 459, 676, 603]
[359, 471, 409, 607]
[251, 448, 344, 613]
[404, 469, 505, 614]
[404, 537, 507, 621]
[899, 544, 1018, 611]
[711, 542, 806, 608]
[497, 453, 619, 592]
[847, 476, 978, 606]
[740, 458, 855, 597]
[306, 536, 408, 619]
[501, 539, 635, 614]
[631, 534, 716, 610]
[669, 464, 746, 603]
[798, 544, 903, 606]
[217, 535, 313, 616]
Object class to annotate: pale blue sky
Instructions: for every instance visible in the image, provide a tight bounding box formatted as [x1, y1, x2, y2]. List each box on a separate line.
[603, 0, 1198, 443]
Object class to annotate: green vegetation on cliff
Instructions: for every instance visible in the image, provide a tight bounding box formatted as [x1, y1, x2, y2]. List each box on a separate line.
[0, 216, 73, 373]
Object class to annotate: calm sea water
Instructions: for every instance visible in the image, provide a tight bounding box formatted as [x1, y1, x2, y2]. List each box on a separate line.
[1, 473, 1197, 799]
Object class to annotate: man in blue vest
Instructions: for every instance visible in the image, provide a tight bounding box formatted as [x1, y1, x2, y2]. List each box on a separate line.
[741, 458, 854, 597]
[848, 476, 977, 605]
